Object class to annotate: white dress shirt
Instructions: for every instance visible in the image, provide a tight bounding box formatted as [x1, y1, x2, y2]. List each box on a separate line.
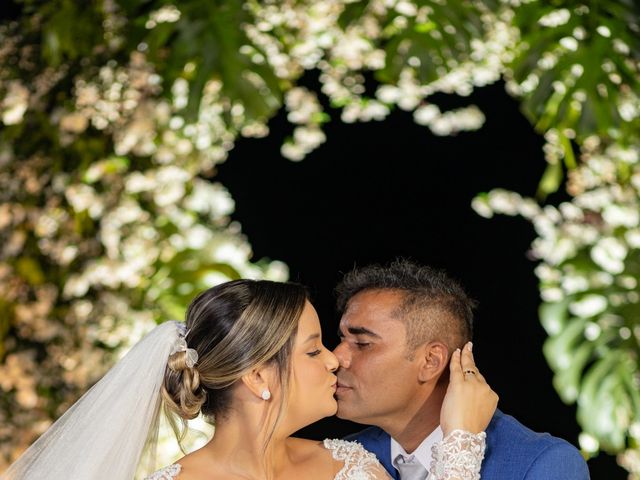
[390, 426, 443, 477]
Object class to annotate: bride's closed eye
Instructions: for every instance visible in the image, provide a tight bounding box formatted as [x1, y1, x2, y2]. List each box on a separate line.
[307, 349, 322, 357]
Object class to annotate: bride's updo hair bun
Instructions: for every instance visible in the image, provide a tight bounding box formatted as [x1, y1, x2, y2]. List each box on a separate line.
[162, 351, 205, 420]
[161, 279, 307, 444]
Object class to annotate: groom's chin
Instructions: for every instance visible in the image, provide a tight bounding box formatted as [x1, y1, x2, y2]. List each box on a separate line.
[334, 400, 354, 421]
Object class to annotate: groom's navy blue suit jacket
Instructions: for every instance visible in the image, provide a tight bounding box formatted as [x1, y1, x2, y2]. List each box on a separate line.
[345, 410, 590, 479]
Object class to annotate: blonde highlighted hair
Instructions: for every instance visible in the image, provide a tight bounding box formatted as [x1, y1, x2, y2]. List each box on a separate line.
[161, 279, 307, 448]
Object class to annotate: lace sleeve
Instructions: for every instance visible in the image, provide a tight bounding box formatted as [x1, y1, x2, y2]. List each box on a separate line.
[324, 439, 392, 480]
[144, 463, 182, 479]
[429, 430, 486, 480]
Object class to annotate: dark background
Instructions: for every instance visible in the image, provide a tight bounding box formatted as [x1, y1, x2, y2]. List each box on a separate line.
[217, 78, 625, 478]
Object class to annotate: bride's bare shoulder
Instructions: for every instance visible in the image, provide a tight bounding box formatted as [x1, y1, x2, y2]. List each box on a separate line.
[150, 450, 222, 480]
[287, 437, 329, 456]
[287, 437, 343, 472]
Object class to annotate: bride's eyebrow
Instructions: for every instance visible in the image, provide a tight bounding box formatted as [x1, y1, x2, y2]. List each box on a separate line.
[304, 333, 321, 343]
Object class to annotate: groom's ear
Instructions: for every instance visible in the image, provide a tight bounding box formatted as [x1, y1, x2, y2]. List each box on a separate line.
[417, 342, 448, 383]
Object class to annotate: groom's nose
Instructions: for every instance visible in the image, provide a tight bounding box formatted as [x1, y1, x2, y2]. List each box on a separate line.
[333, 341, 351, 369]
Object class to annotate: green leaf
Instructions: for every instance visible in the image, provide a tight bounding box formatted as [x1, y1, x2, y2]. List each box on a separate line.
[40, 0, 106, 67]
[543, 315, 586, 372]
[539, 299, 570, 336]
[15, 257, 46, 286]
[536, 160, 563, 199]
[0, 296, 13, 360]
[510, 0, 640, 148]
[338, 0, 369, 30]
[578, 351, 635, 452]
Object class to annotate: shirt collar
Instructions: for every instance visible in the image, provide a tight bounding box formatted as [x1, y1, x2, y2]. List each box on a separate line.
[390, 426, 443, 473]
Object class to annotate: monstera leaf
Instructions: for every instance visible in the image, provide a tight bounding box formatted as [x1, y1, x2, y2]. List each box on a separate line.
[541, 253, 640, 456]
[341, 0, 497, 85]
[509, 0, 640, 145]
[119, 0, 285, 122]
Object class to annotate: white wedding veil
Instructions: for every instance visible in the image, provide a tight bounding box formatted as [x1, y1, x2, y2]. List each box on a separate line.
[1, 321, 182, 480]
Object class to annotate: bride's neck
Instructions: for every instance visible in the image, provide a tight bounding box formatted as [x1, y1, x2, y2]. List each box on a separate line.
[199, 404, 292, 479]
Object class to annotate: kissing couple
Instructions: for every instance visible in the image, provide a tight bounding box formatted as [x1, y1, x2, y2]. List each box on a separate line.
[2, 259, 589, 479]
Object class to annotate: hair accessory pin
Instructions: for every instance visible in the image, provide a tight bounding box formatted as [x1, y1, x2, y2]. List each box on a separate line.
[171, 323, 198, 368]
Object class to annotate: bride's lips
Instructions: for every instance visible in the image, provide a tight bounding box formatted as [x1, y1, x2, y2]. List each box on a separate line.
[335, 381, 352, 395]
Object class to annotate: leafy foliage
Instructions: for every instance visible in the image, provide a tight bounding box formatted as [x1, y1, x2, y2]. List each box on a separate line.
[1, 0, 640, 476]
[506, 0, 640, 196]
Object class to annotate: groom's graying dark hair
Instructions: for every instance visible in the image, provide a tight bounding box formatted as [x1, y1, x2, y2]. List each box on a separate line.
[335, 258, 476, 351]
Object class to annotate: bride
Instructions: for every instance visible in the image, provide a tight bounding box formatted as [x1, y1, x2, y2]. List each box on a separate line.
[1, 279, 497, 480]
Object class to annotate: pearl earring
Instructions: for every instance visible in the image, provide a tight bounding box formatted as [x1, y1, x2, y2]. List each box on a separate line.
[261, 389, 271, 401]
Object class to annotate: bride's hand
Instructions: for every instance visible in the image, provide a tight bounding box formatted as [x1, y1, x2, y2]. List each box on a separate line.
[440, 342, 499, 436]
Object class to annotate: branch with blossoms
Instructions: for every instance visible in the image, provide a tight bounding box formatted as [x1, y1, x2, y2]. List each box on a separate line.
[1, 0, 640, 476]
[473, 141, 640, 475]
[0, 7, 291, 469]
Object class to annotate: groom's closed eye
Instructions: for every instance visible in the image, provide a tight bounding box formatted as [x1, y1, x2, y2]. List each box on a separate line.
[337, 326, 380, 349]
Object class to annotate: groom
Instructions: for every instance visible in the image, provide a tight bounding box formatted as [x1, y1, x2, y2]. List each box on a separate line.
[333, 259, 589, 479]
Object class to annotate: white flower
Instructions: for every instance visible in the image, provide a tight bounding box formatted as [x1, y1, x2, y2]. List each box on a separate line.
[558, 202, 583, 221]
[471, 196, 493, 219]
[281, 141, 306, 161]
[602, 204, 639, 228]
[591, 237, 627, 274]
[575, 188, 613, 210]
[185, 224, 213, 249]
[285, 87, 321, 124]
[532, 215, 556, 238]
[125, 172, 156, 193]
[63, 274, 91, 298]
[559, 37, 578, 51]
[413, 104, 440, 126]
[332, 32, 373, 70]
[487, 189, 522, 216]
[395, 1, 417, 17]
[172, 78, 189, 110]
[60, 112, 89, 133]
[263, 261, 289, 281]
[538, 9, 571, 27]
[65, 184, 104, 218]
[361, 101, 389, 121]
[541, 287, 564, 302]
[590, 271, 614, 288]
[214, 240, 251, 266]
[376, 85, 402, 104]
[340, 103, 361, 123]
[535, 264, 562, 282]
[625, 229, 640, 248]
[148, 5, 181, 26]
[517, 198, 541, 219]
[561, 275, 589, 294]
[156, 165, 191, 184]
[584, 322, 601, 340]
[293, 126, 326, 149]
[535, 237, 577, 265]
[569, 294, 607, 318]
[617, 275, 637, 290]
[184, 180, 235, 218]
[202, 271, 233, 286]
[1, 81, 29, 125]
[579, 433, 599, 453]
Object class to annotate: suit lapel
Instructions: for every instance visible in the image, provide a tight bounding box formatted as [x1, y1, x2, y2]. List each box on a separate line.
[360, 411, 505, 480]
[357, 428, 399, 479]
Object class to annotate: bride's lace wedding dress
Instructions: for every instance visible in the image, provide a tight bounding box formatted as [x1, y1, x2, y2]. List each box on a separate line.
[145, 429, 486, 480]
